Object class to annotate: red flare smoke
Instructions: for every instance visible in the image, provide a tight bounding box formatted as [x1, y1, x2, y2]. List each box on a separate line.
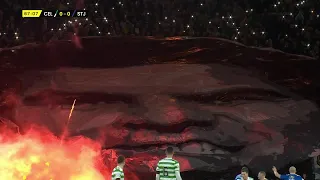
[0, 125, 111, 180]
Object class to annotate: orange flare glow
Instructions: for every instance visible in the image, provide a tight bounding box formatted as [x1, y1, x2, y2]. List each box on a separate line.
[0, 126, 111, 180]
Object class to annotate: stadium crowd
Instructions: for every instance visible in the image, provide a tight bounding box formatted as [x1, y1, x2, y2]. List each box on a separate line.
[0, 0, 319, 58]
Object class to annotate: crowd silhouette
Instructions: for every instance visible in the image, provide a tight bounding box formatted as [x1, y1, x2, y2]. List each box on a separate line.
[0, 0, 319, 58]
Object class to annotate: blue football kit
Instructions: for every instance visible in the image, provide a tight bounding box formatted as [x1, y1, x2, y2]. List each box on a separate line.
[280, 174, 303, 180]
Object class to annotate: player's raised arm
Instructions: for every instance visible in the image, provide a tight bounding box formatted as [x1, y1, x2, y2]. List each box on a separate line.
[272, 166, 281, 179]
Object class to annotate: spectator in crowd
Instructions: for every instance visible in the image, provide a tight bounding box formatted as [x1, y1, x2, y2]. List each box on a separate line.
[272, 166, 303, 180]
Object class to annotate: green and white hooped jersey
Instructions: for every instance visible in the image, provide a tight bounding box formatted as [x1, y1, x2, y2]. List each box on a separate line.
[111, 166, 124, 180]
[156, 158, 180, 180]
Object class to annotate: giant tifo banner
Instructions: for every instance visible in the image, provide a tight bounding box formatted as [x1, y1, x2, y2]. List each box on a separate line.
[0, 37, 320, 179]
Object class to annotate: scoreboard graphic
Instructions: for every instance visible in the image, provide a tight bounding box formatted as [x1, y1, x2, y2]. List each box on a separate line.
[22, 10, 88, 18]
